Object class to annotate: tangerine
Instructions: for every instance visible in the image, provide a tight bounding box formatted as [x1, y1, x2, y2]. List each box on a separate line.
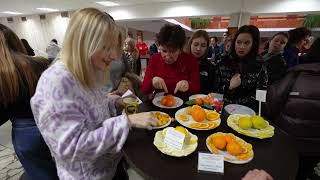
[166, 99, 174, 107]
[160, 97, 167, 106]
[225, 134, 235, 144]
[191, 108, 206, 122]
[195, 98, 203, 105]
[212, 136, 226, 150]
[226, 142, 243, 156]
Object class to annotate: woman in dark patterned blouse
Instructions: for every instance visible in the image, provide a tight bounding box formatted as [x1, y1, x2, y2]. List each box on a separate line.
[215, 25, 267, 111]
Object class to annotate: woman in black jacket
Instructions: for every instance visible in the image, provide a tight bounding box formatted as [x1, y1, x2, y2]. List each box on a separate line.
[215, 25, 267, 112]
[0, 24, 58, 179]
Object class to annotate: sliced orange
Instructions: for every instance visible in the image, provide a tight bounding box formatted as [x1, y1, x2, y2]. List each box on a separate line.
[178, 114, 189, 121]
[207, 122, 217, 129]
[198, 123, 210, 129]
[189, 123, 201, 128]
[206, 111, 220, 121]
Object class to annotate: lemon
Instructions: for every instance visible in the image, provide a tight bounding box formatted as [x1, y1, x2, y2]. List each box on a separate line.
[175, 126, 187, 135]
[238, 117, 252, 130]
[251, 115, 267, 129]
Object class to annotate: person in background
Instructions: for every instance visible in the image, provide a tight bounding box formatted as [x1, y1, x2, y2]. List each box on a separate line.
[207, 36, 220, 62]
[185, 30, 216, 94]
[135, 35, 148, 56]
[124, 37, 141, 75]
[215, 25, 267, 111]
[0, 24, 58, 180]
[283, 27, 311, 68]
[21, 38, 35, 56]
[217, 36, 233, 64]
[31, 8, 158, 180]
[149, 34, 159, 56]
[262, 32, 288, 86]
[141, 24, 200, 97]
[299, 37, 320, 64]
[219, 31, 230, 54]
[45, 38, 60, 63]
[266, 62, 320, 180]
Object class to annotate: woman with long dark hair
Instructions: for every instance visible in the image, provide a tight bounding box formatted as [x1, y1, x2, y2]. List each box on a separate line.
[0, 24, 58, 179]
[215, 25, 267, 111]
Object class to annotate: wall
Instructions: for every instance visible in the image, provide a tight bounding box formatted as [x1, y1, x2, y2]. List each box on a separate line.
[0, 12, 69, 56]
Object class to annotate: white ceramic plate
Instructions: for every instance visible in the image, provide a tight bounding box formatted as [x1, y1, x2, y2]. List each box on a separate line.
[206, 133, 254, 164]
[224, 104, 256, 115]
[152, 95, 183, 109]
[151, 111, 172, 130]
[175, 107, 221, 130]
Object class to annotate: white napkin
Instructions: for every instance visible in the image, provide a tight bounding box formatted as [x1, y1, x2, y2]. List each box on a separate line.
[121, 89, 143, 104]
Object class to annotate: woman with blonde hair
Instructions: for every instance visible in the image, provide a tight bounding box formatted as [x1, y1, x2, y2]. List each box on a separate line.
[30, 8, 158, 180]
[124, 37, 140, 75]
[0, 24, 58, 179]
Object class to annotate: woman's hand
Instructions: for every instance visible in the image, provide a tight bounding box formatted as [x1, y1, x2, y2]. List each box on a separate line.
[242, 169, 273, 180]
[174, 80, 189, 94]
[152, 77, 168, 93]
[128, 112, 159, 130]
[229, 73, 241, 90]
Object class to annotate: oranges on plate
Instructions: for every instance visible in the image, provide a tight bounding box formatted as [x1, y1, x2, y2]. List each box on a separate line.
[206, 132, 254, 164]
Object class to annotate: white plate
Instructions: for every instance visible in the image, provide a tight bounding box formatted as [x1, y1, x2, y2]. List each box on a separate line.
[206, 133, 253, 164]
[188, 93, 223, 103]
[188, 94, 207, 100]
[224, 104, 256, 115]
[151, 111, 172, 130]
[152, 95, 183, 109]
[175, 107, 221, 130]
[153, 127, 198, 157]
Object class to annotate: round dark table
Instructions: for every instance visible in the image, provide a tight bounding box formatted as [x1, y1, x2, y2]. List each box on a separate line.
[123, 102, 299, 180]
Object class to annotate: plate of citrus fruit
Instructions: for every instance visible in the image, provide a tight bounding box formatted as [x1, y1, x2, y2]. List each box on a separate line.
[153, 126, 198, 157]
[175, 105, 221, 130]
[206, 132, 254, 164]
[151, 111, 172, 129]
[227, 114, 274, 139]
[152, 95, 183, 109]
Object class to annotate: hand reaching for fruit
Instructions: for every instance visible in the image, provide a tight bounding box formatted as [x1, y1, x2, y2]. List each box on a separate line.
[174, 80, 189, 94]
[242, 169, 273, 180]
[152, 77, 168, 93]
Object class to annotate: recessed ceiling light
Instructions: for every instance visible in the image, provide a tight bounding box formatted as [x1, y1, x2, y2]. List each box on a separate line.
[96, 1, 120, 7]
[2, 11, 22, 15]
[36, 8, 59, 12]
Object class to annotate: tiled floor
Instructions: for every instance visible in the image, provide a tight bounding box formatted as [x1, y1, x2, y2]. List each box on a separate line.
[0, 121, 143, 180]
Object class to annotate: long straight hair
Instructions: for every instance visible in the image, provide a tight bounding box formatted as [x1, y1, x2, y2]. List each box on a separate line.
[185, 30, 209, 61]
[60, 8, 123, 89]
[0, 25, 44, 106]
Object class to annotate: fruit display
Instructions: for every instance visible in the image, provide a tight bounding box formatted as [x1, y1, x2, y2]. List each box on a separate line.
[175, 105, 221, 130]
[206, 132, 254, 164]
[160, 95, 175, 107]
[152, 111, 171, 128]
[227, 114, 275, 139]
[153, 127, 198, 157]
[186, 94, 223, 112]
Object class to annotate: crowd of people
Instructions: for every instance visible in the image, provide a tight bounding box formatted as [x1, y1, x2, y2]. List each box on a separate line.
[0, 7, 319, 180]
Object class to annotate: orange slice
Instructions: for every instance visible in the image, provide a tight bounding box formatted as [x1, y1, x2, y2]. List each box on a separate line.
[189, 123, 201, 128]
[178, 114, 189, 121]
[198, 123, 210, 129]
[206, 111, 220, 121]
[207, 122, 217, 129]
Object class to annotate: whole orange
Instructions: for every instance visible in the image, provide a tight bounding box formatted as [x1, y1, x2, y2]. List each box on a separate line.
[191, 108, 206, 122]
[212, 136, 226, 150]
[195, 98, 203, 105]
[226, 142, 243, 156]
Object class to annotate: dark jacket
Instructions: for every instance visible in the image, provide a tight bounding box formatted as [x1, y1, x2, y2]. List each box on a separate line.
[215, 55, 268, 111]
[149, 43, 158, 56]
[0, 56, 48, 125]
[199, 58, 217, 94]
[207, 45, 220, 59]
[283, 45, 300, 68]
[266, 63, 320, 157]
[263, 53, 288, 86]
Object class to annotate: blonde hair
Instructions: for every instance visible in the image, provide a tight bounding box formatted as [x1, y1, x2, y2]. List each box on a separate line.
[125, 38, 139, 60]
[60, 8, 123, 89]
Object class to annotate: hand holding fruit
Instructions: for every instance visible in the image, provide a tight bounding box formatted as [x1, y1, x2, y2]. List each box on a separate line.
[128, 112, 159, 130]
[174, 80, 189, 94]
[229, 73, 241, 90]
[152, 77, 168, 93]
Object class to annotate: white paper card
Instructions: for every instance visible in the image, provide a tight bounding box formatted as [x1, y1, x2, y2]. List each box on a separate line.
[121, 89, 143, 104]
[164, 129, 185, 150]
[256, 90, 267, 102]
[198, 152, 224, 173]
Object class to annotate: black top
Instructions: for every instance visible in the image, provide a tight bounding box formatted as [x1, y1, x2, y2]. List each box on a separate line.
[198, 58, 217, 94]
[0, 56, 48, 125]
[263, 53, 288, 86]
[215, 55, 267, 111]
